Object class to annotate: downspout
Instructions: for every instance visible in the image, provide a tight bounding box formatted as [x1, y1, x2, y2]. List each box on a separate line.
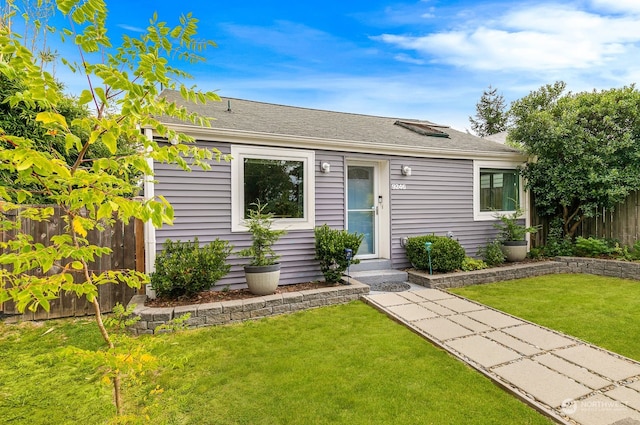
[525, 189, 531, 249]
[143, 127, 157, 298]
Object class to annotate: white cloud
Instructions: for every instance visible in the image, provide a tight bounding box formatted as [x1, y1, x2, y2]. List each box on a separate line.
[375, 3, 640, 72]
[202, 72, 478, 131]
[394, 53, 426, 65]
[117, 24, 145, 33]
[590, 0, 640, 14]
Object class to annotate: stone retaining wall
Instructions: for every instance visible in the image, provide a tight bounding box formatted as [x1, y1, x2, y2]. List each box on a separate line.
[128, 281, 369, 334]
[408, 257, 640, 289]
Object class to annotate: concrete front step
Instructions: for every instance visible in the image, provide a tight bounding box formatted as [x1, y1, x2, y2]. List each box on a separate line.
[349, 269, 408, 285]
[349, 259, 392, 272]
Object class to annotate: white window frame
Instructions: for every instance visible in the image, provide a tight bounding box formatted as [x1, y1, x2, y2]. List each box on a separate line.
[473, 160, 524, 221]
[231, 145, 315, 232]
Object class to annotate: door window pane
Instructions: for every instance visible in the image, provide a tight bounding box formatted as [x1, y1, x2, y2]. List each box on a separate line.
[348, 211, 374, 255]
[348, 166, 374, 209]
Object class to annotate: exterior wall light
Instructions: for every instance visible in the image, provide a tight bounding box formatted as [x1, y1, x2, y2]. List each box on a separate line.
[321, 162, 331, 173]
[401, 165, 412, 176]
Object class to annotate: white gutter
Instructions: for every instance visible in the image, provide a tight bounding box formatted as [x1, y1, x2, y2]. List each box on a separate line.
[143, 127, 157, 298]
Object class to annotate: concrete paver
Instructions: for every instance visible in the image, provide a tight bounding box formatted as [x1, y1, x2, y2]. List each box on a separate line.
[535, 353, 611, 390]
[565, 394, 640, 425]
[445, 335, 521, 367]
[485, 330, 542, 356]
[413, 317, 474, 340]
[418, 301, 455, 316]
[464, 308, 522, 328]
[448, 314, 492, 332]
[397, 291, 431, 303]
[503, 323, 575, 350]
[366, 292, 411, 307]
[363, 286, 640, 425]
[554, 345, 640, 382]
[386, 303, 439, 322]
[493, 358, 592, 408]
[410, 288, 454, 301]
[433, 297, 485, 313]
[607, 386, 640, 412]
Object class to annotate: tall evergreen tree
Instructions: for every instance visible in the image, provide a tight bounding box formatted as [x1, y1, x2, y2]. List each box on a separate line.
[469, 85, 508, 137]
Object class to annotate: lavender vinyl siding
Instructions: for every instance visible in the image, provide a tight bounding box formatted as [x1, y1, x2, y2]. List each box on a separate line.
[389, 156, 498, 269]
[154, 142, 506, 289]
[154, 144, 345, 289]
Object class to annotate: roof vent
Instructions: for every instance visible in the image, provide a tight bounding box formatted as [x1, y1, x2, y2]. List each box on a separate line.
[394, 120, 450, 138]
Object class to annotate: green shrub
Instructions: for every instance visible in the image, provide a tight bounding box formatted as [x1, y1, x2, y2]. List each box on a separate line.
[314, 224, 364, 283]
[461, 257, 488, 271]
[151, 238, 233, 299]
[632, 240, 640, 260]
[477, 239, 505, 267]
[405, 235, 466, 273]
[574, 236, 611, 257]
[543, 217, 574, 257]
[528, 247, 544, 259]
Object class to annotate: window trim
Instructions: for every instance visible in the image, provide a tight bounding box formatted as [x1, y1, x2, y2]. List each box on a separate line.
[473, 160, 524, 221]
[231, 145, 315, 232]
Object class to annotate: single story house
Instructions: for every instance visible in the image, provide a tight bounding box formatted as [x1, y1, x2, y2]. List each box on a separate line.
[145, 90, 528, 289]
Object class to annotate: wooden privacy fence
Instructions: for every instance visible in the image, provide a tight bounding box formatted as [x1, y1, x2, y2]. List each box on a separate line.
[1, 206, 145, 321]
[531, 191, 640, 247]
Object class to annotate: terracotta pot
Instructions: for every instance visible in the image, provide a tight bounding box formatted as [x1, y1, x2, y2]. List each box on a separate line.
[244, 263, 281, 295]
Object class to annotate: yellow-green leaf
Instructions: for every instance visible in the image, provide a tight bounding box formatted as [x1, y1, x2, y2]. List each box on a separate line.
[78, 89, 94, 105]
[72, 216, 87, 237]
[71, 261, 84, 270]
[65, 133, 81, 151]
[35, 112, 68, 128]
[97, 202, 113, 220]
[102, 131, 117, 154]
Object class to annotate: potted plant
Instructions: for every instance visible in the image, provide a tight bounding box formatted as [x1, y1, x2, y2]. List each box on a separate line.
[239, 202, 287, 295]
[493, 207, 539, 262]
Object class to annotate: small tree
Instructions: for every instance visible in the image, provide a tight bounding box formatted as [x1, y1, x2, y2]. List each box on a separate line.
[239, 202, 287, 266]
[469, 85, 508, 137]
[509, 81, 640, 237]
[0, 0, 227, 417]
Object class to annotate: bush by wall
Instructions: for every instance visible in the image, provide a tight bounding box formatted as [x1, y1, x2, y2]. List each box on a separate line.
[151, 238, 233, 299]
[314, 224, 364, 283]
[405, 235, 466, 273]
[477, 239, 506, 267]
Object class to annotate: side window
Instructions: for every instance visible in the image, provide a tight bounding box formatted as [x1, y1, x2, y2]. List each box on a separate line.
[480, 168, 519, 211]
[474, 161, 523, 221]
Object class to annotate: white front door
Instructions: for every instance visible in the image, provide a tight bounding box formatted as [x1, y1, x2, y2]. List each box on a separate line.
[347, 162, 379, 259]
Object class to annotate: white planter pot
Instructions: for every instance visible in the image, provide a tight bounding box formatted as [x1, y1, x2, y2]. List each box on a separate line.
[244, 264, 281, 295]
[501, 241, 528, 262]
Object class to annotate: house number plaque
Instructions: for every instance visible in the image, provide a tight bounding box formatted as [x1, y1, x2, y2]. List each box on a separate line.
[391, 184, 407, 190]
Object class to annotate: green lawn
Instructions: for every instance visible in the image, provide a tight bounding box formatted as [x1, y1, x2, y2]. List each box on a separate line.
[0, 301, 552, 424]
[450, 273, 640, 361]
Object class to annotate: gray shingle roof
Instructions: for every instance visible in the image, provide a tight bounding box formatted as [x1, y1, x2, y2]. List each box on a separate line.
[159, 90, 520, 155]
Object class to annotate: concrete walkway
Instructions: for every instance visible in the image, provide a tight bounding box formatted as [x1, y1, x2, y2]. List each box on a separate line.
[363, 288, 640, 425]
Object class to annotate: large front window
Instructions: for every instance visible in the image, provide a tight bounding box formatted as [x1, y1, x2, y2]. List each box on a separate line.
[243, 158, 304, 218]
[231, 146, 315, 231]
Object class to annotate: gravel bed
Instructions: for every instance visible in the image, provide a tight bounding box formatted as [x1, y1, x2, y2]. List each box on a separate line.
[368, 282, 411, 292]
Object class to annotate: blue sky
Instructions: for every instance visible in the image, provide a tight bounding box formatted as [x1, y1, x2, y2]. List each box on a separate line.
[41, 0, 640, 131]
